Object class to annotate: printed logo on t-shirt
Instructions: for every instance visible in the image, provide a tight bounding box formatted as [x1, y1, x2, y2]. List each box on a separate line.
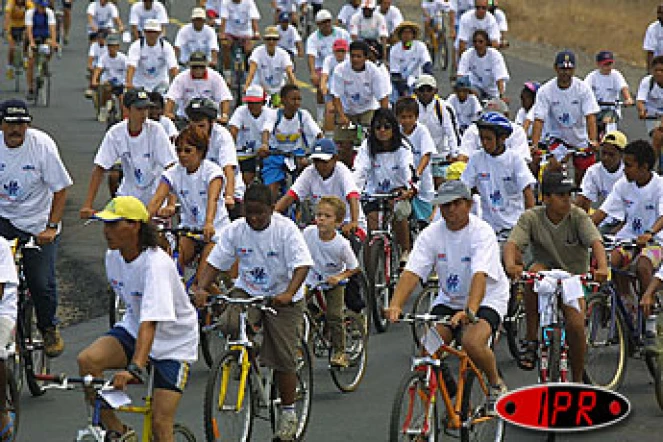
[437, 253, 447, 262]
[645, 204, 655, 210]
[461, 256, 471, 263]
[489, 190, 503, 208]
[22, 164, 36, 170]
[0, 163, 5, 172]
[267, 251, 279, 257]
[237, 247, 253, 256]
[2, 180, 19, 199]
[632, 218, 643, 234]
[377, 179, 391, 192]
[130, 291, 143, 298]
[134, 168, 144, 184]
[478, 172, 490, 180]
[623, 198, 634, 208]
[446, 274, 460, 293]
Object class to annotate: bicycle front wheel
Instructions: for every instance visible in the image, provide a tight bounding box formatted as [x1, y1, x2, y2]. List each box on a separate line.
[460, 371, 505, 442]
[367, 239, 390, 333]
[389, 370, 438, 441]
[645, 351, 663, 411]
[173, 423, 196, 441]
[545, 327, 562, 383]
[203, 350, 253, 442]
[583, 294, 628, 390]
[21, 298, 49, 397]
[200, 309, 227, 369]
[503, 283, 527, 362]
[410, 284, 437, 349]
[330, 312, 368, 392]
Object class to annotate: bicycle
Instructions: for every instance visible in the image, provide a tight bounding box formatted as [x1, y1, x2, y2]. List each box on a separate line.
[427, 10, 449, 72]
[297, 4, 312, 39]
[362, 191, 403, 333]
[223, 38, 249, 107]
[8, 30, 26, 93]
[34, 370, 196, 441]
[303, 280, 368, 392]
[0, 343, 20, 442]
[203, 294, 312, 442]
[31, 43, 52, 107]
[390, 313, 505, 442]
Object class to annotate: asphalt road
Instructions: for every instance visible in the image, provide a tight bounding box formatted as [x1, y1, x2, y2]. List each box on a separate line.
[8, 0, 662, 441]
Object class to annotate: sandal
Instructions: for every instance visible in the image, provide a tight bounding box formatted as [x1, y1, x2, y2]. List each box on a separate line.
[0, 412, 15, 442]
[517, 340, 539, 371]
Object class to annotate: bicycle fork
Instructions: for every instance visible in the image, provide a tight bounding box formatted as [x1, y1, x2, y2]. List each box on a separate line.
[539, 327, 569, 382]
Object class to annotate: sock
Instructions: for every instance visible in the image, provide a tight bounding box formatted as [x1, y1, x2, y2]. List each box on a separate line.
[316, 105, 324, 122]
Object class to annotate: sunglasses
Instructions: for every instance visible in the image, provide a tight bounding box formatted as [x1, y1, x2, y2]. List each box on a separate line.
[375, 123, 393, 130]
[176, 147, 195, 154]
[265, 37, 279, 41]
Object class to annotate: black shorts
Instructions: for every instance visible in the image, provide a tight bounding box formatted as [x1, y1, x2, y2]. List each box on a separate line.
[10, 27, 25, 43]
[430, 304, 501, 335]
[239, 157, 257, 173]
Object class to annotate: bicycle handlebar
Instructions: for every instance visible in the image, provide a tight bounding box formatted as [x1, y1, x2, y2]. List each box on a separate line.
[210, 294, 278, 315]
[398, 312, 453, 325]
[518, 270, 594, 284]
[360, 191, 403, 202]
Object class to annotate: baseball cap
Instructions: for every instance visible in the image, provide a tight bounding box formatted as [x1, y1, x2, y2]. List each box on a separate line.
[484, 98, 509, 115]
[123, 89, 152, 108]
[1, 99, 31, 123]
[106, 33, 121, 45]
[596, 50, 614, 65]
[143, 19, 162, 33]
[188, 51, 208, 66]
[309, 138, 338, 161]
[601, 130, 627, 149]
[431, 180, 472, 205]
[541, 172, 580, 195]
[414, 74, 437, 89]
[243, 84, 266, 103]
[93, 196, 149, 223]
[362, 0, 377, 8]
[36, 0, 49, 6]
[333, 38, 349, 51]
[555, 50, 576, 68]
[278, 12, 290, 22]
[264, 26, 280, 39]
[454, 75, 472, 89]
[316, 9, 333, 22]
[191, 7, 206, 20]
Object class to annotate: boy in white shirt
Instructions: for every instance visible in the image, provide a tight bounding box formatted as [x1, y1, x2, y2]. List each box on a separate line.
[447, 75, 482, 134]
[277, 12, 304, 59]
[91, 33, 126, 123]
[303, 196, 360, 367]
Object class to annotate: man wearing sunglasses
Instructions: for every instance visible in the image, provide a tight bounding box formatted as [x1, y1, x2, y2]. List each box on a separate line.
[457, 0, 500, 57]
[174, 7, 219, 68]
[245, 26, 296, 105]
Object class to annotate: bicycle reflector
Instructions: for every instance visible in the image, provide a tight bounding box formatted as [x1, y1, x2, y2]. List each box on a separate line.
[496, 383, 630, 432]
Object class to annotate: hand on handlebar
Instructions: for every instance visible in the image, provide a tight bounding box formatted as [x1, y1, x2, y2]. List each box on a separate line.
[272, 291, 294, 307]
[157, 205, 176, 218]
[592, 266, 609, 283]
[636, 232, 654, 247]
[505, 263, 524, 280]
[385, 305, 403, 323]
[79, 206, 96, 220]
[112, 370, 135, 391]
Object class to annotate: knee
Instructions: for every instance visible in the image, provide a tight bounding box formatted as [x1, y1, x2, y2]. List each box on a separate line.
[636, 256, 653, 274]
[151, 418, 173, 440]
[77, 349, 102, 375]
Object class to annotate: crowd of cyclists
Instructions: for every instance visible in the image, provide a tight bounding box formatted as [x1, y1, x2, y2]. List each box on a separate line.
[0, 0, 662, 440]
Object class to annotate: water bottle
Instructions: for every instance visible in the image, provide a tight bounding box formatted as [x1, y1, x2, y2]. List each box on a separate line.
[645, 314, 658, 353]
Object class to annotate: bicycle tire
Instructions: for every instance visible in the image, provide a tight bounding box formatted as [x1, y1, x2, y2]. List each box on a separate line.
[200, 312, 227, 369]
[366, 239, 389, 333]
[460, 371, 505, 442]
[5, 365, 19, 442]
[21, 297, 49, 397]
[203, 349, 253, 442]
[7, 348, 22, 395]
[330, 313, 368, 393]
[173, 423, 196, 441]
[43, 75, 51, 107]
[410, 285, 437, 348]
[389, 370, 438, 441]
[583, 294, 628, 391]
[503, 283, 527, 362]
[436, 29, 448, 71]
[645, 351, 663, 411]
[546, 327, 562, 383]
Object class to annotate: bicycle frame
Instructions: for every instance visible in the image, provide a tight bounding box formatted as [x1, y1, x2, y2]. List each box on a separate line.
[593, 269, 644, 348]
[367, 197, 396, 285]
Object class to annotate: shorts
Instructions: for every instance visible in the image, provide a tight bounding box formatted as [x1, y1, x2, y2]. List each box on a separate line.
[430, 304, 501, 335]
[239, 157, 257, 173]
[363, 198, 411, 220]
[412, 197, 432, 221]
[334, 110, 374, 142]
[615, 245, 663, 269]
[572, 152, 596, 172]
[261, 149, 304, 185]
[10, 27, 25, 43]
[0, 317, 15, 361]
[106, 326, 191, 393]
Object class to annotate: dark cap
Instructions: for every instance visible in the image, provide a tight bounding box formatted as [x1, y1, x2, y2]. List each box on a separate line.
[123, 89, 152, 108]
[278, 11, 290, 22]
[555, 50, 576, 68]
[106, 33, 121, 45]
[454, 75, 472, 90]
[596, 50, 614, 65]
[541, 172, 580, 195]
[188, 51, 208, 67]
[431, 180, 472, 205]
[309, 138, 338, 161]
[1, 99, 31, 123]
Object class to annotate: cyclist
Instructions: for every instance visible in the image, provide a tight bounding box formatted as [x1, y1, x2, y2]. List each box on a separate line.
[86, 0, 123, 39]
[349, 0, 388, 47]
[91, 32, 127, 123]
[386, 179, 509, 412]
[389, 21, 432, 99]
[503, 171, 608, 381]
[421, 0, 451, 52]
[0, 237, 17, 440]
[446, 75, 482, 134]
[378, 0, 402, 36]
[148, 91, 179, 141]
[487, 0, 507, 47]
[320, 38, 349, 132]
[306, 9, 350, 125]
[228, 85, 276, 186]
[591, 140, 663, 309]
[245, 26, 297, 105]
[129, 0, 169, 40]
[218, 0, 261, 72]
[643, 3, 663, 71]
[457, 29, 509, 101]
[174, 7, 219, 67]
[164, 51, 232, 127]
[0, 100, 73, 358]
[195, 182, 313, 442]
[54, 0, 73, 44]
[337, 0, 361, 27]
[459, 112, 536, 234]
[25, 0, 58, 102]
[85, 29, 108, 100]
[79, 89, 177, 215]
[273, 0, 306, 27]
[457, 0, 500, 57]
[4, 0, 33, 81]
[530, 50, 600, 184]
[515, 80, 539, 137]
[277, 12, 304, 59]
[636, 56, 663, 168]
[79, 196, 198, 442]
[125, 19, 179, 94]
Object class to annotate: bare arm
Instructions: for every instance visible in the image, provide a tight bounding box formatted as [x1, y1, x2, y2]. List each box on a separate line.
[222, 165, 235, 207]
[574, 194, 592, 212]
[147, 181, 170, 218]
[285, 65, 296, 85]
[386, 270, 420, 321]
[125, 65, 136, 89]
[590, 209, 607, 226]
[80, 165, 106, 218]
[586, 113, 598, 145]
[131, 321, 156, 369]
[523, 186, 535, 209]
[530, 119, 544, 149]
[244, 60, 258, 90]
[273, 266, 310, 306]
[274, 193, 296, 213]
[163, 99, 176, 119]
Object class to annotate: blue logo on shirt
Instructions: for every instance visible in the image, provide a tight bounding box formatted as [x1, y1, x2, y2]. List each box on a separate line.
[3, 180, 19, 197]
[446, 274, 460, 293]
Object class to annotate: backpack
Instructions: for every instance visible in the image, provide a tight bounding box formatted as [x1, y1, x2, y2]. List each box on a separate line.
[273, 108, 309, 149]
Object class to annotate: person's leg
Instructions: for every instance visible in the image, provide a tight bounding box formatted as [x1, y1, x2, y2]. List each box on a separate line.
[177, 236, 197, 275]
[636, 248, 661, 298]
[326, 286, 346, 363]
[26, 49, 34, 96]
[23, 238, 59, 331]
[0, 316, 15, 434]
[561, 298, 586, 382]
[462, 319, 500, 385]
[151, 359, 189, 442]
[393, 218, 410, 254]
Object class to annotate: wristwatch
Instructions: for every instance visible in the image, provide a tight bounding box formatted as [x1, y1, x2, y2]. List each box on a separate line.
[126, 362, 146, 384]
[465, 307, 479, 324]
[46, 222, 58, 230]
[645, 229, 655, 236]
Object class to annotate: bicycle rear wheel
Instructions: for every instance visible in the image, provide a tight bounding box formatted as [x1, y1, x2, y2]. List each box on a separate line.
[503, 283, 527, 362]
[389, 370, 438, 441]
[330, 313, 368, 392]
[545, 327, 562, 383]
[583, 294, 628, 390]
[203, 350, 253, 442]
[367, 239, 390, 333]
[435, 28, 448, 71]
[173, 423, 195, 441]
[460, 371, 505, 442]
[21, 297, 49, 397]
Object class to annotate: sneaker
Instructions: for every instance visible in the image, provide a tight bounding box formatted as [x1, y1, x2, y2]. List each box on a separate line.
[42, 327, 64, 358]
[330, 351, 348, 368]
[118, 427, 137, 442]
[275, 410, 298, 441]
[26, 90, 35, 101]
[486, 381, 508, 417]
[98, 106, 108, 123]
[6, 67, 14, 80]
[84, 88, 94, 99]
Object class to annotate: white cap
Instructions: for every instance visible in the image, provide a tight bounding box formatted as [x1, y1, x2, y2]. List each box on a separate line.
[191, 7, 206, 20]
[362, 0, 377, 8]
[414, 74, 437, 89]
[243, 84, 265, 103]
[315, 9, 333, 22]
[143, 19, 162, 33]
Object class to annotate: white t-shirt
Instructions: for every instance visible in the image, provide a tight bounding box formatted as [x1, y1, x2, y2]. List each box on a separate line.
[532, 77, 600, 148]
[162, 160, 229, 232]
[389, 40, 432, 84]
[303, 226, 359, 286]
[348, 10, 388, 40]
[461, 148, 535, 231]
[268, 109, 321, 152]
[417, 97, 460, 156]
[98, 52, 128, 84]
[220, 0, 260, 38]
[277, 24, 302, 54]
[599, 174, 663, 241]
[330, 60, 390, 115]
[174, 24, 219, 64]
[88, 42, 108, 67]
[381, 6, 403, 35]
[94, 120, 176, 205]
[207, 214, 314, 301]
[446, 92, 482, 132]
[129, 1, 169, 33]
[321, 54, 347, 81]
[0, 129, 73, 235]
[403, 124, 436, 202]
[584, 69, 628, 112]
[458, 123, 531, 163]
[457, 10, 501, 45]
[580, 162, 623, 227]
[106, 247, 198, 362]
[636, 75, 663, 116]
[405, 214, 509, 318]
[157, 115, 179, 139]
[422, 0, 453, 16]
[206, 123, 244, 200]
[337, 4, 360, 26]
[306, 26, 350, 69]
[86, 1, 118, 30]
[457, 47, 509, 98]
[353, 141, 414, 194]
[165, 68, 232, 118]
[126, 37, 178, 91]
[289, 161, 366, 227]
[249, 45, 293, 94]
[493, 8, 508, 32]
[229, 105, 276, 151]
[644, 20, 663, 57]
[0, 238, 19, 321]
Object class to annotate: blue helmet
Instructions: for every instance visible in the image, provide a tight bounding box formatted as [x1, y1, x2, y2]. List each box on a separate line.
[476, 111, 513, 137]
[36, 0, 49, 6]
[278, 12, 291, 22]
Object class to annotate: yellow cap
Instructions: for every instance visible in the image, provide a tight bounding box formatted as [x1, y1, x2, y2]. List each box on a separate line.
[445, 161, 467, 181]
[601, 130, 627, 149]
[93, 196, 149, 223]
[264, 26, 280, 39]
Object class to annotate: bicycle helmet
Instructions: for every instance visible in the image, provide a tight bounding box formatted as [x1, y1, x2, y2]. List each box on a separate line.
[523, 81, 540, 93]
[185, 97, 218, 120]
[475, 111, 513, 137]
